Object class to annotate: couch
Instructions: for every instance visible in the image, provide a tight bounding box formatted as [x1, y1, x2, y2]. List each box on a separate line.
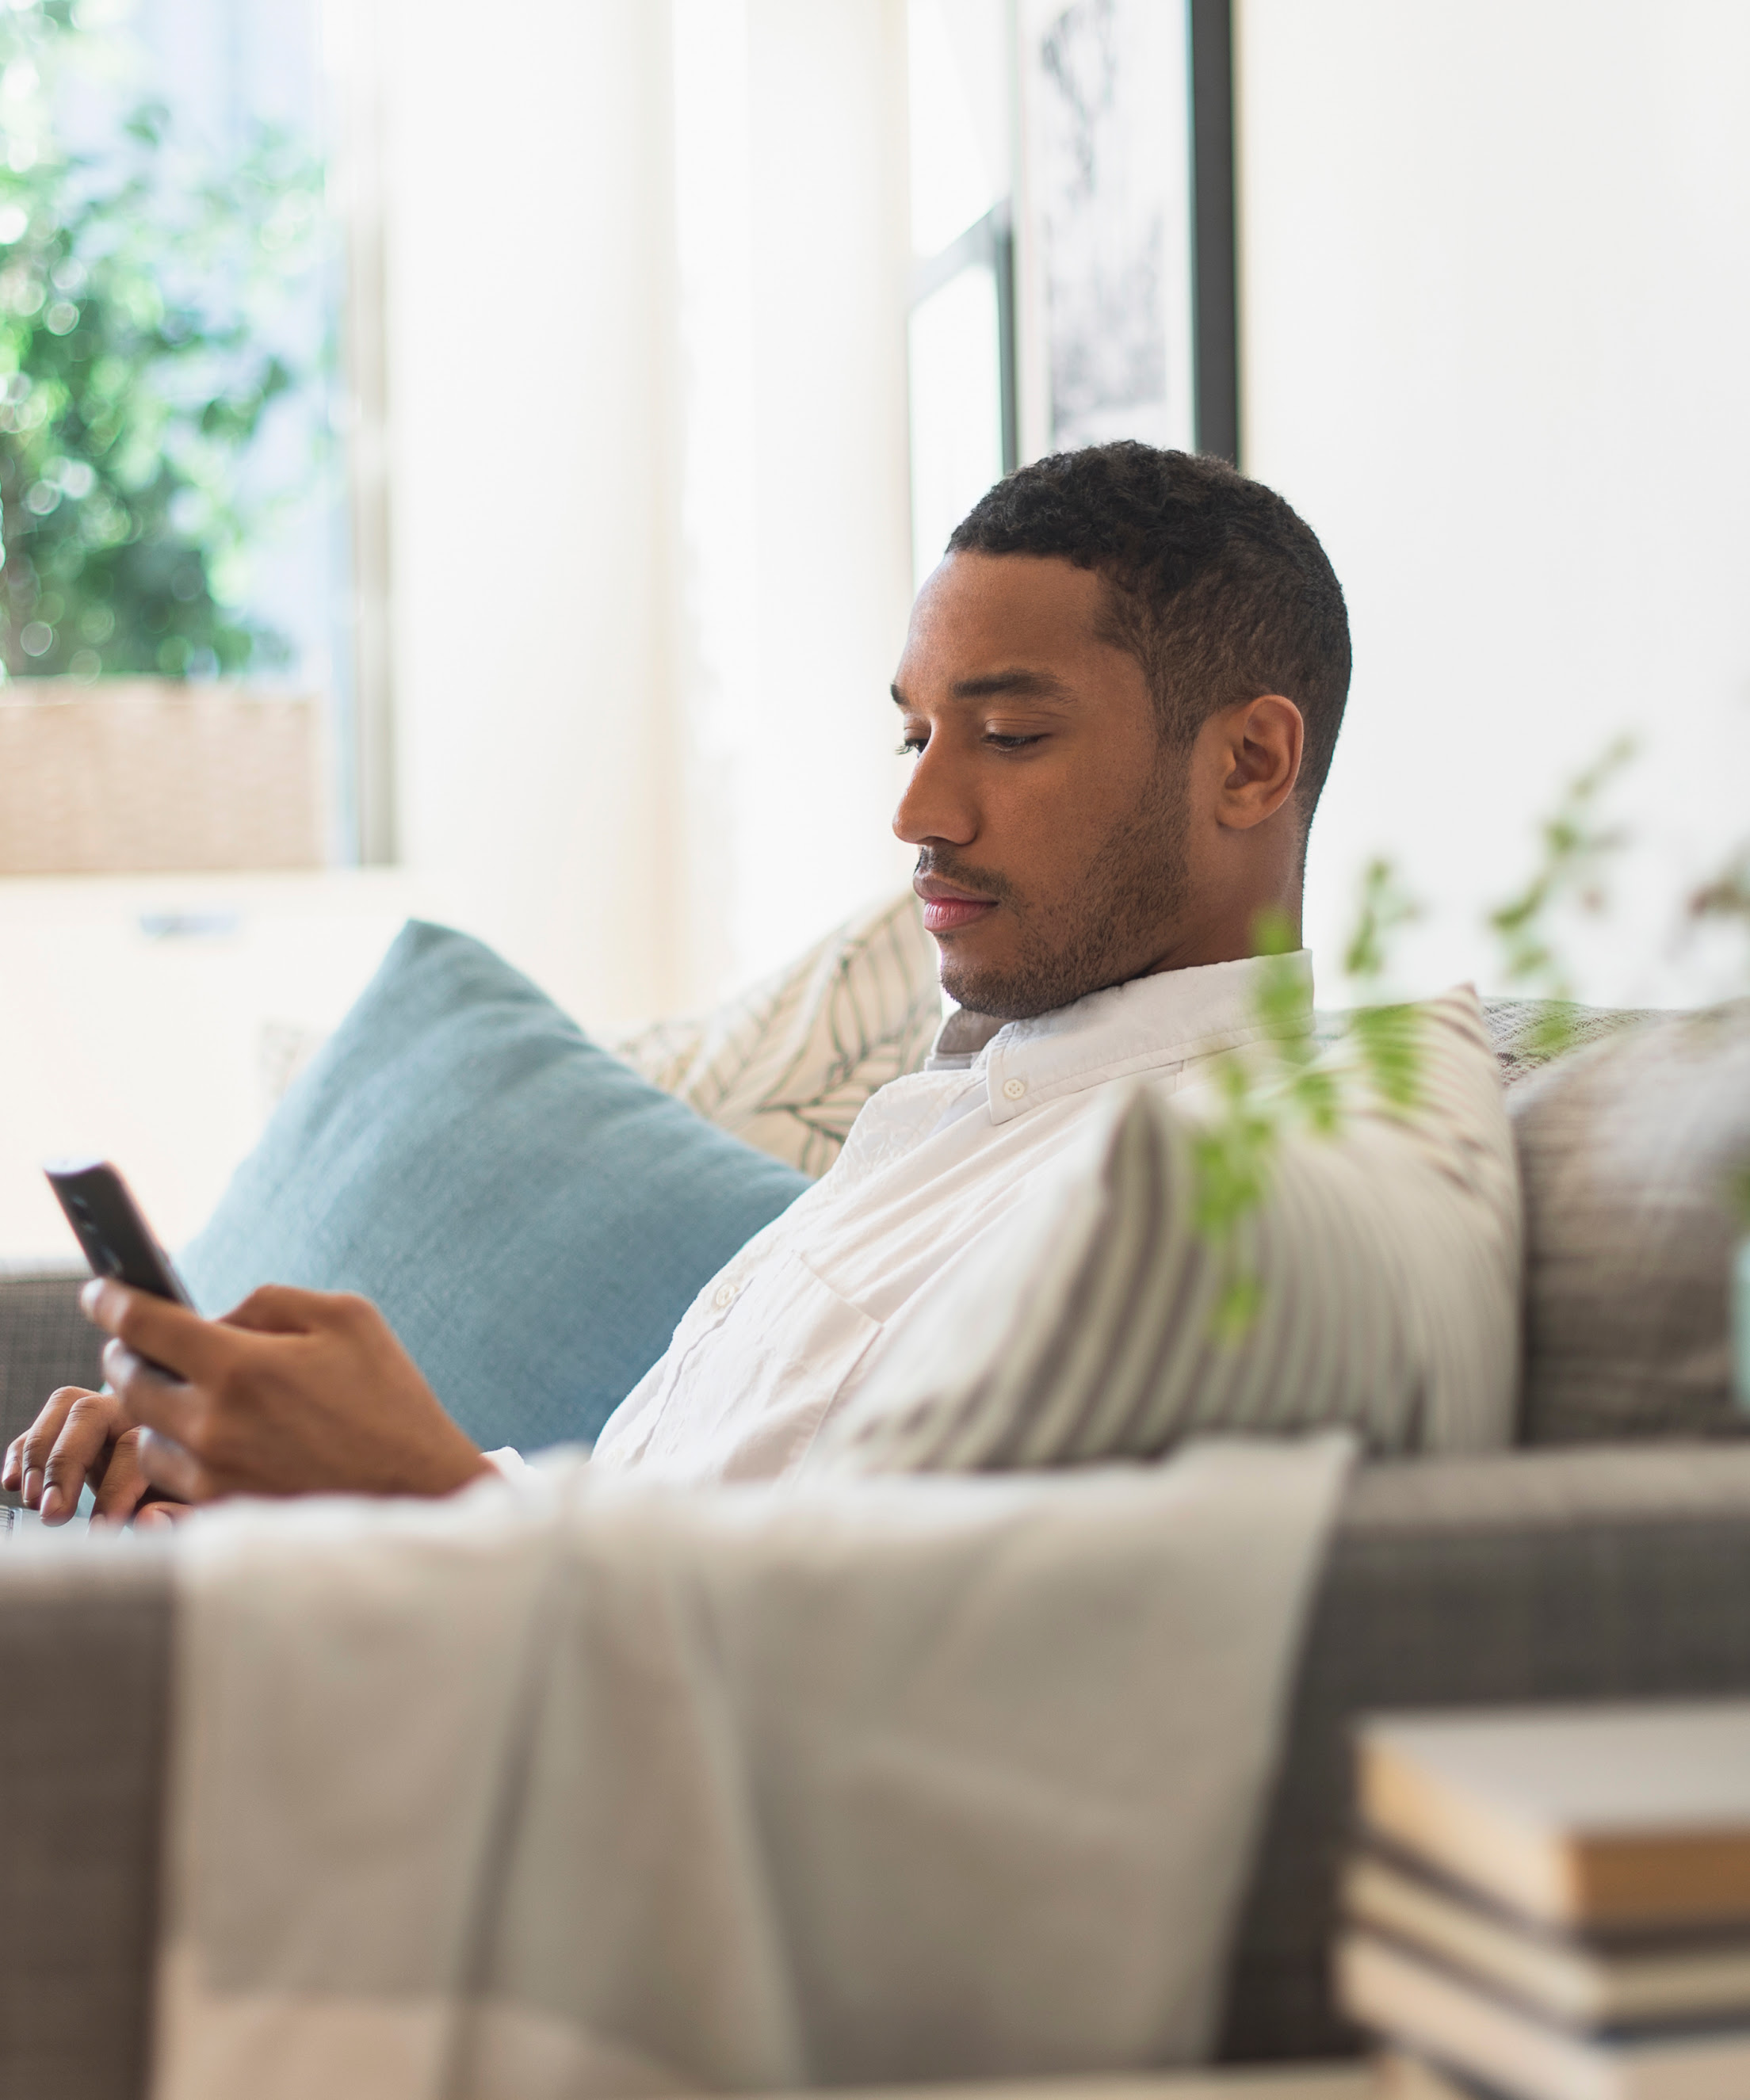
[5, 995, 1750, 2100]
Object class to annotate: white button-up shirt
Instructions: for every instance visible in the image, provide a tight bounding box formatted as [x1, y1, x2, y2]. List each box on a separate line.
[590, 951, 1312, 1485]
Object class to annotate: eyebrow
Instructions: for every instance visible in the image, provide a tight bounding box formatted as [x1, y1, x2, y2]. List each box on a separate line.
[890, 670, 1077, 707]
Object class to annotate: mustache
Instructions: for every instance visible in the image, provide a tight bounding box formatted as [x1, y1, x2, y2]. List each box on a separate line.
[913, 850, 1019, 906]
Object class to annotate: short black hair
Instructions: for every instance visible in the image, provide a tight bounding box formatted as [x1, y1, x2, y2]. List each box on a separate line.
[946, 442, 1351, 822]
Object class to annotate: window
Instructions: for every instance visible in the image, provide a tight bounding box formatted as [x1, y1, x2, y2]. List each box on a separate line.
[0, 0, 411, 1266]
[904, 0, 1240, 558]
[0, 0, 361, 875]
[906, 0, 1014, 590]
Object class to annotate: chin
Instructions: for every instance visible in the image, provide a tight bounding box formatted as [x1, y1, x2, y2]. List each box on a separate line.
[938, 919, 1138, 1021]
[938, 956, 1062, 1024]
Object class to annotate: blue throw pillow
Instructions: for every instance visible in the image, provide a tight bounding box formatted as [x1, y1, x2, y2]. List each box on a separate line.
[179, 922, 809, 1453]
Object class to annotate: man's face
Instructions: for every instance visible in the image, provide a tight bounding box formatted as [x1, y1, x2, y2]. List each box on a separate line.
[891, 551, 1192, 1019]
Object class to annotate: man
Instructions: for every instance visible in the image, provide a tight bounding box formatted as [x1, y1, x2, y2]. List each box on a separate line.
[3, 441, 1350, 1521]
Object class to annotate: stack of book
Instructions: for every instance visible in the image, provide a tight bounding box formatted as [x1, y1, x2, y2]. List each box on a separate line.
[1335, 1701, 1750, 2100]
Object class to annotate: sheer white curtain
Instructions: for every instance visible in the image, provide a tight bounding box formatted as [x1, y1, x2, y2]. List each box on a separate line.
[670, 0, 916, 1004]
[382, 0, 915, 1032]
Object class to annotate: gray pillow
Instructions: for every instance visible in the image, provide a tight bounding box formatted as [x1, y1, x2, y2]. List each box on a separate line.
[1512, 1001, 1750, 1442]
[1482, 998, 1654, 1090]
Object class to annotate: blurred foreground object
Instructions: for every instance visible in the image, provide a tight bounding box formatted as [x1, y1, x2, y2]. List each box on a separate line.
[1341, 1701, 1750, 2100]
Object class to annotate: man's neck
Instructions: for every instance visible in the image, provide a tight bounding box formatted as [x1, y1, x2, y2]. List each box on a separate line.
[938, 943, 1305, 1058]
[934, 1007, 1008, 1059]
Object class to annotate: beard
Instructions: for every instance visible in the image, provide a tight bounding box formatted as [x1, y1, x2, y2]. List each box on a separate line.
[921, 758, 1192, 1021]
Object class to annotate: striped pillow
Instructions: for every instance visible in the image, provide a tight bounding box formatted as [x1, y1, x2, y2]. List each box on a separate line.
[815, 987, 1520, 1472]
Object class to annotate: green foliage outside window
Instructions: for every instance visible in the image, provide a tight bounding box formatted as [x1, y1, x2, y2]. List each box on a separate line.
[0, 2, 326, 682]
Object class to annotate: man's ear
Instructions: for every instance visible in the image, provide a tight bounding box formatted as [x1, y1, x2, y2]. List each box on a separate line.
[1208, 693, 1304, 831]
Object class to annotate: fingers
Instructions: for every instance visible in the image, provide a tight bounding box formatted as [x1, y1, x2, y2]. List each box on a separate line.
[134, 1426, 216, 1506]
[81, 1281, 226, 1387]
[134, 1499, 199, 1531]
[5, 1384, 81, 1495]
[89, 1426, 155, 1528]
[39, 1390, 127, 1524]
[220, 1285, 360, 1335]
[5, 1386, 105, 1512]
[102, 1338, 201, 1446]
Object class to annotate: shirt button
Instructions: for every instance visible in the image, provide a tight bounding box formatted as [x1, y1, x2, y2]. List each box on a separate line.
[1002, 1076, 1027, 1101]
[713, 1281, 738, 1310]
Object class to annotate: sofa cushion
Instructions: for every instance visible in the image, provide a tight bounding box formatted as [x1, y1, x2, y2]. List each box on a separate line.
[816, 985, 1520, 1470]
[1511, 1000, 1750, 1444]
[178, 922, 810, 1454]
[0, 1266, 101, 1475]
[610, 889, 942, 1177]
[1481, 997, 1654, 1089]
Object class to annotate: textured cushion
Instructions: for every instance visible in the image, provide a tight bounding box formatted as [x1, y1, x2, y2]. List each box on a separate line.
[1481, 998, 1655, 1090]
[179, 922, 809, 1453]
[0, 1268, 101, 1483]
[611, 891, 942, 1177]
[818, 986, 1520, 1471]
[1511, 1000, 1750, 1445]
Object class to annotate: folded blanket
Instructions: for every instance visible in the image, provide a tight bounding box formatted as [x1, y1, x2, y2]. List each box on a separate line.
[153, 1436, 1355, 2099]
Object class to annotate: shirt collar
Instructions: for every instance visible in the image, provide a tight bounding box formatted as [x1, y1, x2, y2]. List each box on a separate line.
[926, 950, 1314, 1125]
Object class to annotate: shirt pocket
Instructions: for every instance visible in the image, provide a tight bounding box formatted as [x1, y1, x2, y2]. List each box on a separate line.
[691, 1247, 886, 1480]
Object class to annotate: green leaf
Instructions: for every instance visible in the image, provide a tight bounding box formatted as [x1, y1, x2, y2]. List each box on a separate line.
[1343, 856, 1422, 987]
[1485, 738, 1637, 999]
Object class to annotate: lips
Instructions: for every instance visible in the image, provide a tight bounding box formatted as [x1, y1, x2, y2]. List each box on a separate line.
[915, 880, 999, 935]
[922, 895, 995, 934]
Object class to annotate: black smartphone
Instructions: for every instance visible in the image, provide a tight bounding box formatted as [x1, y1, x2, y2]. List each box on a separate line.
[43, 1159, 193, 1308]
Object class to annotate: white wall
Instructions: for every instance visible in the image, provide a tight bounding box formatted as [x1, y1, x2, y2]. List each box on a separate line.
[384, 0, 915, 1032]
[384, 0, 683, 1032]
[736, 0, 916, 983]
[1238, 1, 1750, 1007]
[672, 0, 916, 1000]
[0, 871, 418, 1260]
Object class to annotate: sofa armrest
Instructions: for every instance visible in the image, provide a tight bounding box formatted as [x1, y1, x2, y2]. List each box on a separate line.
[0, 1541, 171, 2100]
[1217, 1444, 1750, 2064]
[0, 1268, 104, 1493]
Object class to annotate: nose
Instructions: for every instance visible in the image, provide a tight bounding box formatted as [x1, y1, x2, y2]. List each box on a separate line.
[893, 734, 978, 848]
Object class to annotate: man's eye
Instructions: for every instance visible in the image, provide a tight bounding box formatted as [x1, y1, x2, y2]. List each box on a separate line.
[985, 732, 1045, 752]
[896, 732, 927, 756]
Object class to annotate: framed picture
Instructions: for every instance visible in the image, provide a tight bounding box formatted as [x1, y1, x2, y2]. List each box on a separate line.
[1014, 0, 1237, 464]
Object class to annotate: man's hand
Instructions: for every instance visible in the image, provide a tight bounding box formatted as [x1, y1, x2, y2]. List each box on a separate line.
[81, 1281, 492, 1507]
[2, 1385, 191, 1528]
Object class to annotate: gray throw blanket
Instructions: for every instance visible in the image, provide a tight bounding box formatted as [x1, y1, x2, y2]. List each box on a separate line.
[150, 1437, 1355, 2099]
